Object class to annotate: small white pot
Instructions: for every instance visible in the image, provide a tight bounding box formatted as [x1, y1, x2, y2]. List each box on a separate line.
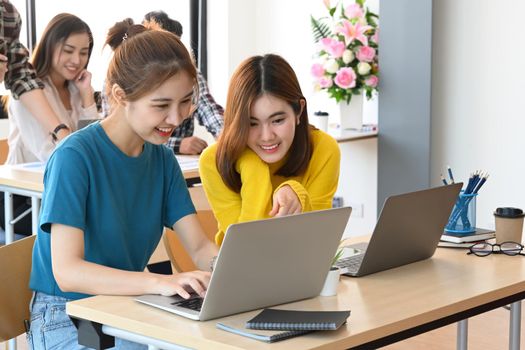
[320, 267, 340, 296]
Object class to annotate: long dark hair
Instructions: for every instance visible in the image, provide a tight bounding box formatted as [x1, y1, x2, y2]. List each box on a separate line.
[31, 13, 93, 78]
[216, 54, 313, 192]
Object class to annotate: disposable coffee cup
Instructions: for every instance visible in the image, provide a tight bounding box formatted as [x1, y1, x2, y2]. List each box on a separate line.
[313, 111, 329, 132]
[494, 207, 525, 244]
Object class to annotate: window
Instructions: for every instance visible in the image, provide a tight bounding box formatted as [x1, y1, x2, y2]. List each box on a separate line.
[12, 1, 191, 91]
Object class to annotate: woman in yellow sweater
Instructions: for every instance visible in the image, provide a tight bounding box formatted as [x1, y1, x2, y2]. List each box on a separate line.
[199, 54, 340, 246]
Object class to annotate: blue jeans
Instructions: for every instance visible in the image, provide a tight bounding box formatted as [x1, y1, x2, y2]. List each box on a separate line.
[28, 291, 147, 350]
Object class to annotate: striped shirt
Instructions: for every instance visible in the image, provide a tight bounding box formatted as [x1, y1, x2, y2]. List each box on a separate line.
[165, 70, 224, 153]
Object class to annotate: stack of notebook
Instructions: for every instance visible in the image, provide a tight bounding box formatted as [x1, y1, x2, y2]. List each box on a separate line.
[438, 228, 495, 248]
[216, 309, 351, 343]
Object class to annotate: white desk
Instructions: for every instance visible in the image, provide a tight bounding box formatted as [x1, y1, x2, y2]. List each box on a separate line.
[327, 127, 378, 143]
[0, 156, 200, 244]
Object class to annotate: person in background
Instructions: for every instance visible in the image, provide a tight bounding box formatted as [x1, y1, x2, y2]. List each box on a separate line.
[0, 53, 8, 82]
[0, 0, 71, 142]
[145, 10, 225, 155]
[27, 20, 218, 349]
[199, 54, 341, 246]
[0, 9, 98, 235]
[102, 12, 224, 155]
[6, 13, 99, 164]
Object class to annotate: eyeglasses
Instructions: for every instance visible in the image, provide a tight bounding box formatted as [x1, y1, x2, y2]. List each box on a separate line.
[468, 241, 525, 257]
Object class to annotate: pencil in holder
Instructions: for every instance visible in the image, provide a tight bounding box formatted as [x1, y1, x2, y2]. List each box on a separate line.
[445, 191, 477, 234]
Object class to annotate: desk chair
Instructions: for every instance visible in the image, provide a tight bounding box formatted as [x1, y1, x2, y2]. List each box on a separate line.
[0, 139, 8, 164]
[0, 235, 35, 345]
[163, 210, 217, 272]
[146, 186, 216, 273]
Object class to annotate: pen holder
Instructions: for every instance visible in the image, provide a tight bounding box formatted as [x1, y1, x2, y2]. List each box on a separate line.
[445, 191, 477, 235]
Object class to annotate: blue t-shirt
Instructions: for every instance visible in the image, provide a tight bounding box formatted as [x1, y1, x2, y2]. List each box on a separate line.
[29, 123, 195, 300]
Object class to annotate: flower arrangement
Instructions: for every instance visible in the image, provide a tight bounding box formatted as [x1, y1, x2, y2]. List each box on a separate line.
[311, 0, 379, 104]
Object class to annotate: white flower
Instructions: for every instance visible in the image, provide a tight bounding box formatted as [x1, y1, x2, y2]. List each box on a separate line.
[357, 62, 371, 75]
[342, 50, 354, 64]
[324, 59, 339, 74]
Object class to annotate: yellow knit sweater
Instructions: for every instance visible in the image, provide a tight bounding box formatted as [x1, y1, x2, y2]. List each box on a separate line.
[199, 129, 341, 246]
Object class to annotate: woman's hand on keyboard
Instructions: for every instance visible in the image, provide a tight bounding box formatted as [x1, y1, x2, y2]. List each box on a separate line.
[153, 270, 211, 298]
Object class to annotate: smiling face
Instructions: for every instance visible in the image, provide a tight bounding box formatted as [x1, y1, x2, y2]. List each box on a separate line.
[50, 32, 90, 82]
[247, 93, 302, 164]
[123, 71, 195, 145]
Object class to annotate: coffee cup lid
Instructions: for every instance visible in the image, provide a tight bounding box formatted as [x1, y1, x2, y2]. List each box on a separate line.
[494, 207, 525, 218]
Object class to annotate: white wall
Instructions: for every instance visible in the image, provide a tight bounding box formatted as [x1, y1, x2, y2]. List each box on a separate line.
[207, 0, 379, 236]
[431, 0, 525, 233]
[208, 0, 378, 123]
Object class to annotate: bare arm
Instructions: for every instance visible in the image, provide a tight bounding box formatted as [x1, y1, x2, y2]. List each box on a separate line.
[19, 89, 71, 141]
[0, 54, 8, 83]
[51, 223, 214, 299]
[73, 69, 96, 109]
[172, 214, 219, 271]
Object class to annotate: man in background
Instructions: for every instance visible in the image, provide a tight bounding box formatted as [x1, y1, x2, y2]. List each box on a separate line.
[144, 10, 224, 155]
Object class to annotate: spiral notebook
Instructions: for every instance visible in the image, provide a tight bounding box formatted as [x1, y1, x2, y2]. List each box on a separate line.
[245, 309, 351, 331]
[216, 320, 311, 343]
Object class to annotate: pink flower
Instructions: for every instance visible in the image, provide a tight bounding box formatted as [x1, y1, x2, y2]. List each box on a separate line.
[356, 46, 376, 62]
[323, 0, 331, 9]
[318, 76, 333, 88]
[365, 75, 379, 88]
[334, 67, 356, 89]
[336, 20, 372, 46]
[311, 63, 325, 78]
[345, 4, 364, 19]
[320, 37, 345, 58]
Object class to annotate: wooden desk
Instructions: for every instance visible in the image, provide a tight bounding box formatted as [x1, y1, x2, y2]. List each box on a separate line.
[0, 156, 200, 244]
[67, 238, 525, 349]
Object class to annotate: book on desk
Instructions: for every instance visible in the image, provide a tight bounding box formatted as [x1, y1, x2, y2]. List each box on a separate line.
[216, 309, 350, 343]
[440, 228, 495, 244]
[216, 320, 311, 343]
[246, 309, 350, 331]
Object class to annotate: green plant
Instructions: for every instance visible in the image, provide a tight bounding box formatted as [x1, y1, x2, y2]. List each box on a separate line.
[331, 248, 344, 267]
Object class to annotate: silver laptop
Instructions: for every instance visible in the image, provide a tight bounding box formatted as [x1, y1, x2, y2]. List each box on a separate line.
[77, 119, 99, 129]
[336, 183, 462, 277]
[135, 207, 351, 321]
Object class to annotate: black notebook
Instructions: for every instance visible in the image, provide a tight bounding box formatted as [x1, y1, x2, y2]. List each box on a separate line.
[216, 319, 311, 343]
[245, 309, 351, 331]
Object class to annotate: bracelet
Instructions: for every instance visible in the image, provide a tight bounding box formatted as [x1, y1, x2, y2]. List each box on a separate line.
[50, 123, 70, 143]
[210, 256, 218, 272]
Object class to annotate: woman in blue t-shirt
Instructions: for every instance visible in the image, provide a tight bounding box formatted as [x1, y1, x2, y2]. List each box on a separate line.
[27, 19, 219, 349]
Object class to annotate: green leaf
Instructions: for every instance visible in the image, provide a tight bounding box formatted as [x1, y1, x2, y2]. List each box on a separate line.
[329, 7, 337, 17]
[332, 248, 345, 266]
[310, 15, 331, 43]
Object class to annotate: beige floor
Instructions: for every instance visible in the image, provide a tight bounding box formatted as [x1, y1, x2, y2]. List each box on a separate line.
[2, 305, 524, 349]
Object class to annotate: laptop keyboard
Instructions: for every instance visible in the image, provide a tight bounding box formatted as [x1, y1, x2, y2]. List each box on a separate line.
[336, 254, 364, 273]
[171, 295, 204, 311]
